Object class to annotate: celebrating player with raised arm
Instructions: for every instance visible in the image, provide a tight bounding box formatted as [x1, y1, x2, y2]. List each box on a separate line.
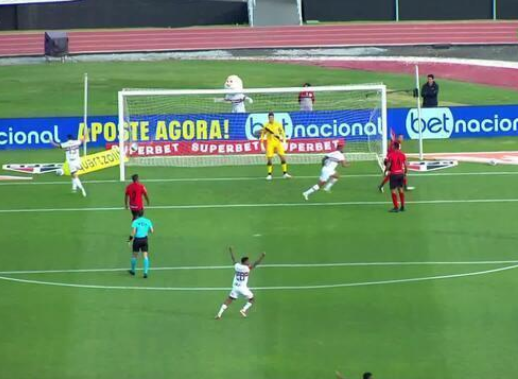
[215, 247, 266, 319]
[386, 142, 407, 213]
[303, 140, 347, 200]
[125, 174, 150, 220]
[51, 134, 86, 197]
[260, 112, 291, 180]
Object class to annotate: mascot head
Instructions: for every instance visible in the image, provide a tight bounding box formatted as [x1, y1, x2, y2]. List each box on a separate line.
[224, 75, 243, 91]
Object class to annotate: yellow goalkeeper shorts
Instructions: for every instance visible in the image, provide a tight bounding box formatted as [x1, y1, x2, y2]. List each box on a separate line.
[266, 141, 286, 158]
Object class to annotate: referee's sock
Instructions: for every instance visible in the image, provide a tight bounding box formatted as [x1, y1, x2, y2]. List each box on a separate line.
[143, 257, 150, 275]
[130, 257, 137, 273]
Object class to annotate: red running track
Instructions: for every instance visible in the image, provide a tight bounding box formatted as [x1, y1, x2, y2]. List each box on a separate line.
[0, 21, 517, 57]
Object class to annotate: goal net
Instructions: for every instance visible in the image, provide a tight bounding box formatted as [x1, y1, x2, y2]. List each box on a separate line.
[117, 84, 387, 181]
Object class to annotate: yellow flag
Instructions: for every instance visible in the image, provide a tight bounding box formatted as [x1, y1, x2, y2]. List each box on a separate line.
[62, 146, 128, 176]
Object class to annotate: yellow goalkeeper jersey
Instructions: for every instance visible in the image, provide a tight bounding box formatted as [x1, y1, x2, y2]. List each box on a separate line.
[260, 121, 285, 143]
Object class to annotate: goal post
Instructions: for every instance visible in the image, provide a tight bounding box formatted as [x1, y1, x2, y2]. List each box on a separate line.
[117, 84, 388, 181]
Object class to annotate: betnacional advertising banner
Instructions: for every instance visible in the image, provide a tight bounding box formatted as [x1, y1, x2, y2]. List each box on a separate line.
[0, 105, 516, 151]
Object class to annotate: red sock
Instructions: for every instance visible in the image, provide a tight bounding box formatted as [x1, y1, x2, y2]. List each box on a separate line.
[400, 192, 405, 207]
[391, 193, 399, 208]
[403, 176, 408, 186]
[381, 175, 390, 186]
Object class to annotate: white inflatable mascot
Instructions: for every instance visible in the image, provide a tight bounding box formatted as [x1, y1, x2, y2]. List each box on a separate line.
[224, 75, 253, 113]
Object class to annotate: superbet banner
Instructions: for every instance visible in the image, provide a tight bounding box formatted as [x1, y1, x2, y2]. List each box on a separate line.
[110, 139, 343, 157]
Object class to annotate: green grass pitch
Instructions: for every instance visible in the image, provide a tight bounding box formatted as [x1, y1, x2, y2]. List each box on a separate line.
[0, 60, 518, 379]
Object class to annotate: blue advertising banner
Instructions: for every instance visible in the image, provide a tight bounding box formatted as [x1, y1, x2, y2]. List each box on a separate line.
[0, 104, 517, 150]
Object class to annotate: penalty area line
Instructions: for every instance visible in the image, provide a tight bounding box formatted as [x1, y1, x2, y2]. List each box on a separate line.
[0, 263, 517, 291]
[1, 198, 518, 213]
[1, 260, 518, 275]
[0, 170, 517, 186]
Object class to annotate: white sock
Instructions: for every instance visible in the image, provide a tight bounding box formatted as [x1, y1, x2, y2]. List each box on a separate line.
[71, 179, 77, 191]
[324, 178, 338, 191]
[304, 184, 320, 196]
[242, 302, 253, 312]
[74, 177, 84, 191]
[217, 304, 228, 317]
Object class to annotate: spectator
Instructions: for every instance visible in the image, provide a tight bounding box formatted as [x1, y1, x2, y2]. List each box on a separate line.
[298, 83, 315, 111]
[421, 74, 439, 108]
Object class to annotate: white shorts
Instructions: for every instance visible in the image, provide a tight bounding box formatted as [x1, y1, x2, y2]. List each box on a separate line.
[319, 168, 336, 182]
[229, 285, 254, 300]
[67, 159, 82, 173]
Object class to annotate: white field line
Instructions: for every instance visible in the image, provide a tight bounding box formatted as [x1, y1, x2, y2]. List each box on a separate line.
[0, 170, 517, 187]
[1, 260, 518, 275]
[0, 263, 516, 291]
[221, 56, 518, 70]
[1, 198, 518, 214]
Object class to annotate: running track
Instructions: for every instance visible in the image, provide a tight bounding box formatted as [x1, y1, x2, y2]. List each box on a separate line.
[0, 21, 517, 57]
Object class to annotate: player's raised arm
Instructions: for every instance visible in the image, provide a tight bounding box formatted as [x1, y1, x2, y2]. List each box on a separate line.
[251, 252, 266, 269]
[50, 139, 61, 148]
[229, 246, 237, 264]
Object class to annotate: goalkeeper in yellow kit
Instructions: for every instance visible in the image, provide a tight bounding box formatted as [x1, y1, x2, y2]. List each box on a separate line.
[260, 112, 291, 180]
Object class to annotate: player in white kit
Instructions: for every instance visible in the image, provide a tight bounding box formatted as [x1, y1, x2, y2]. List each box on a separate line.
[222, 75, 253, 113]
[224, 93, 253, 113]
[215, 246, 266, 319]
[303, 140, 348, 200]
[51, 134, 86, 197]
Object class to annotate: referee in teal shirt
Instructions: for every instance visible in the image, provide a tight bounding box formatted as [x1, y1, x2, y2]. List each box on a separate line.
[128, 210, 154, 278]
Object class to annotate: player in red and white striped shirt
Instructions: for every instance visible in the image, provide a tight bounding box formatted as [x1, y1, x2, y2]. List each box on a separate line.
[298, 83, 315, 111]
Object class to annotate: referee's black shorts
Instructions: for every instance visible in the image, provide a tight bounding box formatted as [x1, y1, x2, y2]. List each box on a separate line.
[132, 237, 149, 253]
[389, 174, 405, 190]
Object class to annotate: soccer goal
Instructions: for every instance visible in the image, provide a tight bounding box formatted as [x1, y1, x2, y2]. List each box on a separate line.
[117, 84, 388, 181]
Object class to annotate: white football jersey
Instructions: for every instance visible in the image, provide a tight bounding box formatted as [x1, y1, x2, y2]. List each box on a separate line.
[60, 139, 82, 162]
[323, 150, 345, 171]
[225, 93, 247, 113]
[232, 263, 251, 287]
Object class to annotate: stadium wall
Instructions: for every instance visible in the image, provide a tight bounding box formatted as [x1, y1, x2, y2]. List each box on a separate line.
[1, 0, 515, 30]
[1, 105, 517, 150]
[302, 0, 394, 21]
[397, 0, 492, 20]
[0, 0, 248, 31]
[497, 0, 518, 19]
